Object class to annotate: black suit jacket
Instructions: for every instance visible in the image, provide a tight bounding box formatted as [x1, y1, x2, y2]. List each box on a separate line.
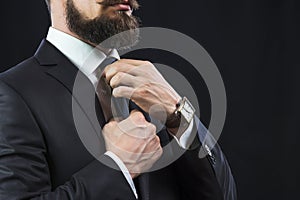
[0, 40, 236, 200]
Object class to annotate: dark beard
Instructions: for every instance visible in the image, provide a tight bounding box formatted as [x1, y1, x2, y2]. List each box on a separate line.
[66, 0, 140, 49]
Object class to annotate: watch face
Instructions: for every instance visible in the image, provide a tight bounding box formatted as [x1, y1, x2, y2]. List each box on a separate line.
[181, 97, 195, 123]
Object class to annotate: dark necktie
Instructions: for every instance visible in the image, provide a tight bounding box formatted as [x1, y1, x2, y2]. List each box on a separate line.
[95, 57, 150, 200]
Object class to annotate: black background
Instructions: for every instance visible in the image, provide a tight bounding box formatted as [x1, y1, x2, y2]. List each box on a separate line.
[0, 1, 299, 199]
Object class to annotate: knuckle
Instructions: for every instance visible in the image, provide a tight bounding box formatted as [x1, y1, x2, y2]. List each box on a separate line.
[144, 61, 156, 70]
[155, 135, 161, 144]
[152, 136, 161, 147]
[105, 121, 117, 128]
[150, 146, 163, 161]
[131, 111, 145, 120]
[103, 123, 110, 130]
[148, 135, 160, 148]
[155, 144, 163, 153]
[143, 60, 152, 66]
[147, 123, 156, 133]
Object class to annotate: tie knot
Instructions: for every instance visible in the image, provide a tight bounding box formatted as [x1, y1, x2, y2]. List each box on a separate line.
[94, 57, 118, 80]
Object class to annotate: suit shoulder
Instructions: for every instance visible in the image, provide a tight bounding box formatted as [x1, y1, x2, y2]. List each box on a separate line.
[0, 56, 40, 80]
[0, 56, 44, 89]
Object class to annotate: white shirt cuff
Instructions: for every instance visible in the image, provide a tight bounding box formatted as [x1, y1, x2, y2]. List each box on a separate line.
[104, 151, 138, 199]
[170, 119, 194, 149]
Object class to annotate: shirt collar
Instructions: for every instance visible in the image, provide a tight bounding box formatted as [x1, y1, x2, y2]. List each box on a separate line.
[46, 27, 120, 78]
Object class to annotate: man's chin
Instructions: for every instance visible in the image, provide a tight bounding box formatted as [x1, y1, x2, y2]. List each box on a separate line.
[97, 28, 140, 50]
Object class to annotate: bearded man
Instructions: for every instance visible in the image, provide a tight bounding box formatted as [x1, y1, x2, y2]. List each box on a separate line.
[0, 0, 236, 199]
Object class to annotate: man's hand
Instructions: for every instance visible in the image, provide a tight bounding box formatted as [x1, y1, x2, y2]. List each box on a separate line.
[102, 110, 163, 178]
[103, 59, 182, 122]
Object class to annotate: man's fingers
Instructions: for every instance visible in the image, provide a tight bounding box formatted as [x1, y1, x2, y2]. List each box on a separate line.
[110, 72, 137, 88]
[112, 86, 134, 99]
[104, 63, 134, 82]
[104, 59, 152, 82]
[104, 62, 136, 82]
[118, 59, 150, 66]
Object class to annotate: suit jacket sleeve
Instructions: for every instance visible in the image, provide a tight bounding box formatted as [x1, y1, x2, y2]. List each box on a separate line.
[0, 80, 136, 200]
[172, 116, 237, 200]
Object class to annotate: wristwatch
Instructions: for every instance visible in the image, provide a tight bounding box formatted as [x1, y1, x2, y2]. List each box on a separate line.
[166, 97, 196, 129]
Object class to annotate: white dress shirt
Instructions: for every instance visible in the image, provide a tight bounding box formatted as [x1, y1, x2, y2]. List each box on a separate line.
[46, 27, 194, 199]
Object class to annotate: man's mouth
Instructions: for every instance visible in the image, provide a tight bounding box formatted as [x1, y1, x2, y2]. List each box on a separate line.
[112, 3, 132, 12]
[99, 1, 133, 11]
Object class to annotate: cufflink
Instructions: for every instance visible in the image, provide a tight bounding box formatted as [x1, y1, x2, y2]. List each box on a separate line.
[204, 144, 216, 165]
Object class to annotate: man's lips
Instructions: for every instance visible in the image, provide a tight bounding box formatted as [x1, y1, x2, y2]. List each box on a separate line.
[112, 3, 131, 11]
[99, 1, 133, 11]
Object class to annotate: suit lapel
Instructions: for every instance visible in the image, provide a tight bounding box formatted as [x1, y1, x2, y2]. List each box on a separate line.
[35, 39, 106, 155]
[34, 39, 81, 93]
